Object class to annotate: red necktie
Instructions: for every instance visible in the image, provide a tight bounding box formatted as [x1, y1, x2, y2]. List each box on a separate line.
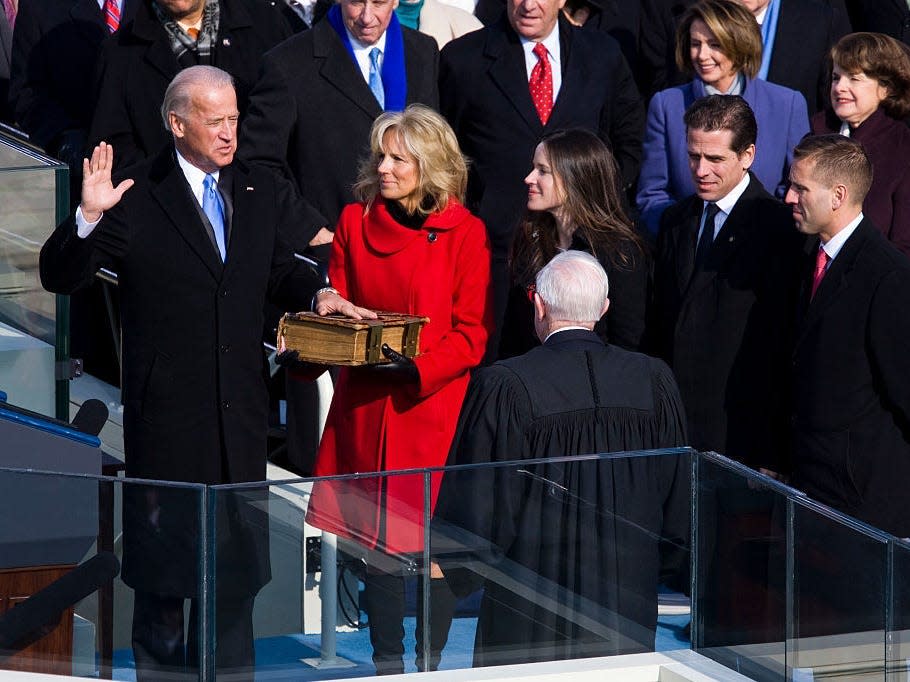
[810, 246, 830, 300]
[103, 0, 120, 33]
[529, 43, 553, 125]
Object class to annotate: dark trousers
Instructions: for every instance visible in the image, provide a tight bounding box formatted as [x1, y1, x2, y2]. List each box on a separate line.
[363, 572, 459, 675]
[131, 590, 255, 681]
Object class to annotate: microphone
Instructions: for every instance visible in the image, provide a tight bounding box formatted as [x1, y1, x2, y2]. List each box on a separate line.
[0, 552, 120, 652]
[71, 399, 109, 437]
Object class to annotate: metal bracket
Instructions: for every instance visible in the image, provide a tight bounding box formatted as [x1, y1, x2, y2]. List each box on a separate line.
[56, 358, 84, 381]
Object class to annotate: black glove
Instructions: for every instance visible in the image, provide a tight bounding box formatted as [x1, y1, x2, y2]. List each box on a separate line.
[366, 344, 419, 384]
[275, 349, 323, 376]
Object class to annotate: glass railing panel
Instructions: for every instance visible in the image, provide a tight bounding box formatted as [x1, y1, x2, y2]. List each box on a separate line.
[0, 466, 205, 680]
[0, 133, 70, 418]
[428, 449, 693, 670]
[691, 454, 789, 681]
[790, 498, 889, 681]
[889, 538, 910, 679]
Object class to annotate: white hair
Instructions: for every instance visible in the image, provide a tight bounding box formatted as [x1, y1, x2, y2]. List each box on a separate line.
[535, 250, 609, 324]
[160, 65, 235, 130]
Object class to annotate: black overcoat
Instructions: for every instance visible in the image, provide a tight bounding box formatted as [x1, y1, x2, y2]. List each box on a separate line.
[238, 19, 440, 236]
[650, 175, 803, 470]
[87, 0, 292, 170]
[791, 220, 910, 537]
[39, 147, 323, 594]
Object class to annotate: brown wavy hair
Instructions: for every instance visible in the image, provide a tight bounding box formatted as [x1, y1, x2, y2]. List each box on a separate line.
[510, 129, 644, 287]
[675, 0, 762, 80]
[828, 32, 910, 121]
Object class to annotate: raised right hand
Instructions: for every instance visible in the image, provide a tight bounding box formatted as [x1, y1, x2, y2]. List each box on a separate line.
[80, 142, 134, 222]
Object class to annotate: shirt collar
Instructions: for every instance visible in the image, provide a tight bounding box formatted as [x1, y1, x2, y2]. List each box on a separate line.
[708, 172, 751, 217]
[520, 24, 560, 62]
[175, 150, 218, 203]
[543, 325, 591, 343]
[821, 212, 864, 261]
[345, 25, 387, 52]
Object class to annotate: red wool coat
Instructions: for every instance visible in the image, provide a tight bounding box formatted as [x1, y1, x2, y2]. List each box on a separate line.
[306, 197, 492, 554]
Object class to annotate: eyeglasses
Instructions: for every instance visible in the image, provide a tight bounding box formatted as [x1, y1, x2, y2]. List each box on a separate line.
[526, 283, 537, 303]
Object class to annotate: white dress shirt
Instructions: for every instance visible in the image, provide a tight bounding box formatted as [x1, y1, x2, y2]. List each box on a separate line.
[696, 172, 752, 242]
[346, 27, 388, 84]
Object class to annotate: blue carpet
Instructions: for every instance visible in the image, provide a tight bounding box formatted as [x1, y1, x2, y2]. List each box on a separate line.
[111, 615, 690, 680]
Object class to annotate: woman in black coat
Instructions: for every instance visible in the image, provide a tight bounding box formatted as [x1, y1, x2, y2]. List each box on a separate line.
[499, 128, 650, 358]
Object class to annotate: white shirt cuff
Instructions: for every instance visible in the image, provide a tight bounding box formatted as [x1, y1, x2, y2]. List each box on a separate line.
[74, 206, 102, 238]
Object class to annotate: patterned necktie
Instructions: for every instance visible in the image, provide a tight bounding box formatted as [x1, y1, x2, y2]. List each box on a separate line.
[103, 0, 120, 33]
[368, 47, 385, 109]
[202, 174, 227, 261]
[529, 43, 553, 125]
[4, 0, 17, 31]
[694, 202, 719, 270]
[810, 245, 830, 300]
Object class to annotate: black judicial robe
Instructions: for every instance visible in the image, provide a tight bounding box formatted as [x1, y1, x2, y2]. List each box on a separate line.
[433, 329, 690, 667]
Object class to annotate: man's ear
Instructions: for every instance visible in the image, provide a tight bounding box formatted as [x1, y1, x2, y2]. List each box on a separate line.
[600, 298, 610, 318]
[169, 111, 184, 139]
[533, 291, 546, 322]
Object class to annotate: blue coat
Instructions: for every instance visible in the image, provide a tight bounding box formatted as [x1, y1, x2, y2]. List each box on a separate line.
[636, 77, 808, 234]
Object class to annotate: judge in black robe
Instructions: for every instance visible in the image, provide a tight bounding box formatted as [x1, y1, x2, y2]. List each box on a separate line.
[433, 250, 690, 668]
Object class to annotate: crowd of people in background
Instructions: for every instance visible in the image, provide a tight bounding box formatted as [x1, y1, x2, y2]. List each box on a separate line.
[8, 0, 910, 677]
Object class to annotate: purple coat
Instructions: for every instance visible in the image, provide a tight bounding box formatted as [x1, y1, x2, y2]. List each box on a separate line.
[637, 77, 809, 234]
[811, 108, 910, 258]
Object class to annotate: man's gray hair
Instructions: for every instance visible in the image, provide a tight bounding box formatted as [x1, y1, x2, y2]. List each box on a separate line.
[160, 65, 235, 130]
[535, 250, 609, 324]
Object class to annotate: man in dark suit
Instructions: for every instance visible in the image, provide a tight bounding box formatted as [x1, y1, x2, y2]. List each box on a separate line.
[737, 0, 851, 114]
[39, 66, 369, 680]
[650, 95, 802, 470]
[9, 0, 137, 166]
[435, 249, 689, 666]
[439, 0, 643, 357]
[239, 0, 439, 250]
[87, 0, 292, 173]
[786, 134, 910, 538]
[848, 0, 910, 45]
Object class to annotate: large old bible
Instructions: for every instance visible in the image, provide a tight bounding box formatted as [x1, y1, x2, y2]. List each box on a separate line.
[277, 312, 429, 366]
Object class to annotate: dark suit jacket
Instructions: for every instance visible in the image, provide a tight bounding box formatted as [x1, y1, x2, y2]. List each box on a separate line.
[792, 220, 910, 537]
[39, 147, 322, 593]
[0, 3, 11, 123]
[849, 0, 910, 44]
[88, 0, 291, 170]
[766, 0, 851, 115]
[470, 0, 640, 79]
[238, 19, 439, 238]
[440, 16, 643, 261]
[650, 175, 803, 470]
[8, 0, 136, 152]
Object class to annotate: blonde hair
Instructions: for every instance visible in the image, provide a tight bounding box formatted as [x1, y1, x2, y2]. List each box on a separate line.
[353, 104, 468, 215]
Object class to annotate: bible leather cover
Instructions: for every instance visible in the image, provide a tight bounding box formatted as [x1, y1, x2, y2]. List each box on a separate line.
[277, 312, 429, 366]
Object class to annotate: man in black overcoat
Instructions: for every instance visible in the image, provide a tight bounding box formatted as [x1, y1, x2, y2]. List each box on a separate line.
[87, 0, 292, 173]
[786, 135, 910, 538]
[649, 95, 803, 471]
[39, 66, 368, 680]
[239, 0, 439, 249]
[438, 0, 643, 357]
[434, 250, 689, 667]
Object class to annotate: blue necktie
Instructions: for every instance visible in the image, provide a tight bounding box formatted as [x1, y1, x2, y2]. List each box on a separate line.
[203, 174, 227, 261]
[368, 47, 384, 109]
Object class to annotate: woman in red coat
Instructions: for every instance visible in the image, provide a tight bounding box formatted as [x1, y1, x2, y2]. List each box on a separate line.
[305, 104, 492, 674]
